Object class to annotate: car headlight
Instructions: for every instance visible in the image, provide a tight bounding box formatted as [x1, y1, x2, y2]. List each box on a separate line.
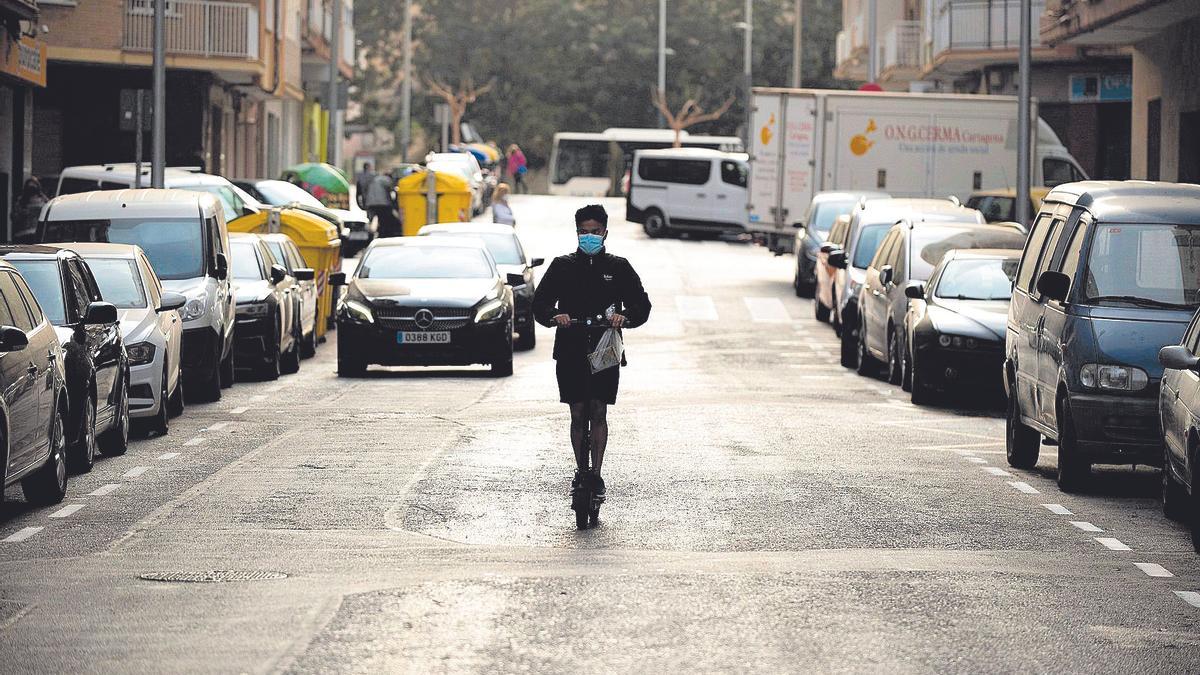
[1079, 363, 1149, 391]
[237, 301, 270, 317]
[342, 299, 374, 323]
[474, 299, 505, 323]
[126, 341, 156, 366]
[181, 297, 206, 321]
[936, 334, 980, 349]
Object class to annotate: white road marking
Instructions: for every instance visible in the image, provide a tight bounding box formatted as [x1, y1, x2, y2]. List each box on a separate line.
[743, 297, 790, 323]
[909, 441, 1004, 450]
[1042, 503, 1073, 515]
[204, 421, 230, 432]
[158, 452, 180, 460]
[965, 457, 987, 463]
[983, 467, 1012, 476]
[183, 438, 205, 447]
[250, 394, 267, 402]
[89, 484, 121, 496]
[267, 384, 284, 393]
[1069, 521, 1103, 532]
[1008, 481, 1040, 494]
[230, 407, 249, 415]
[769, 340, 803, 346]
[814, 350, 832, 358]
[675, 295, 718, 321]
[2, 526, 43, 542]
[1134, 562, 1174, 578]
[123, 466, 151, 479]
[1175, 591, 1200, 608]
[49, 504, 85, 519]
[1096, 537, 1131, 551]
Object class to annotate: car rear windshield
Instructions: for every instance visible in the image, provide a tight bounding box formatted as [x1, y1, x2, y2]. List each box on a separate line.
[1082, 223, 1200, 309]
[230, 242, 264, 281]
[255, 181, 324, 208]
[86, 258, 148, 309]
[852, 224, 890, 269]
[41, 218, 205, 281]
[425, 232, 522, 265]
[934, 258, 1019, 301]
[8, 260, 66, 324]
[911, 228, 1025, 281]
[809, 200, 857, 238]
[360, 246, 493, 279]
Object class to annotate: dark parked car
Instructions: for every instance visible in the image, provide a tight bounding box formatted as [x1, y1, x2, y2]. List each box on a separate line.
[228, 233, 299, 380]
[333, 237, 516, 377]
[234, 179, 375, 256]
[0, 260, 69, 505]
[417, 222, 543, 350]
[1004, 181, 1200, 491]
[856, 221, 1024, 382]
[793, 191, 886, 298]
[1158, 316, 1200, 544]
[2, 246, 128, 472]
[903, 249, 1022, 404]
[260, 233, 319, 359]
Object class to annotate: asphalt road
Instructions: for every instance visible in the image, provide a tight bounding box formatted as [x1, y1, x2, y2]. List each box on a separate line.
[2, 194, 1199, 673]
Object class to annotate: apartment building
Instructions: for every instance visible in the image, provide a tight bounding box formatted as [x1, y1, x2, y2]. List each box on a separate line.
[30, 0, 352, 186]
[835, 0, 1132, 179]
[0, 0, 47, 240]
[1042, 0, 1200, 183]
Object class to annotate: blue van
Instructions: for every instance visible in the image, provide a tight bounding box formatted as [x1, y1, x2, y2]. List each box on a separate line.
[1004, 181, 1200, 491]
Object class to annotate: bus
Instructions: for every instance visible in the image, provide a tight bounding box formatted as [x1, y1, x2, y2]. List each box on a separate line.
[549, 128, 743, 197]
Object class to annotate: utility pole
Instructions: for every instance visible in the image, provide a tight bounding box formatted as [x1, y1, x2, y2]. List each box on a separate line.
[151, 0, 165, 187]
[742, 0, 753, 149]
[400, 0, 413, 161]
[1016, 0, 1032, 224]
[867, 0, 877, 83]
[792, 0, 802, 88]
[658, 0, 666, 127]
[326, 0, 341, 168]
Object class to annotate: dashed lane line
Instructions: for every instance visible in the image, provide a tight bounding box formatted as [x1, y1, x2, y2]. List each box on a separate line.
[676, 295, 718, 321]
[909, 441, 1004, 450]
[1096, 537, 1132, 551]
[983, 467, 1012, 476]
[2, 526, 43, 542]
[1042, 504, 1074, 515]
[250, 394, 267, 402]
[1175, 591, 1200, 608]
[1008, 481, 1040, 494]
[1070, 521, 1104, 532]
[743, 297, 791, 323]
[965, 457, 987, 464]
[230, 407, 249, 415]
[267, 384, 284, 393]
[89, 483, 121, 496]
[158, 452, 180, 460]
[49, 504, 85, 519]
[183, 438, 205, 446]
[1134, 562, 1174, 578]
[204, 421, 230, 432]
[123, 466, 151, 479]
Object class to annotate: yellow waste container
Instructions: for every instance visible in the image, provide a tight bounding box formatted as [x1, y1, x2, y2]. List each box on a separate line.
[228, 207, 342, 340]
[396, 169, 473, 235]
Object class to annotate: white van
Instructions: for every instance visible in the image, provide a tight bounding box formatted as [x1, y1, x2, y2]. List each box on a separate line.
[38, 189, 235, 402]
[626, 148, 749, 238]
[56, 164, 262, 226]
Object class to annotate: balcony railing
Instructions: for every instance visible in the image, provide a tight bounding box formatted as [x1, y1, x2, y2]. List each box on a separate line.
[933, 0, 1044, 53]
[883, 20, 922, 70]
[124, 0, 260, 60]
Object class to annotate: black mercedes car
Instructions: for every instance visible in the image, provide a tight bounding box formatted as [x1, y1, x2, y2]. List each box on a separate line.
[2, 246, 128, 472]
[902, 248, 1021, 404]
[333, 237, 518, 377]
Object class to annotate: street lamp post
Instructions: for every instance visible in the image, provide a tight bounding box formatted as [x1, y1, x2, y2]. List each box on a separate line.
[867, 0, 878, 83]
[658, 0, 666, 128]
[740, 0, 753, 149]
[400, 0, 413, 161]
[1016, 0, 1032, 225]
[792, 0, 802, 88]
[151, 0, 165, 187]
[326, 0, 341, 168]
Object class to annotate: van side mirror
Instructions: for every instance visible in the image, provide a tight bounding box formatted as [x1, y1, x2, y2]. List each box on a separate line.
[879, 265, 894, 287]
[506, 273, 525, 286]
[1160, 345, 1200, 371]
[329, 271, 347, 286]
[83, 301, 118, 325]
[292, 267, 315, 281]
[531, 258, 544, 268]
[0, 325, 28, 351]
[904, 281, 925, 300]
[158, 291, 186, 313]
[269, 264, 287, 285]
[828, 251, 848, 270]
[214, 253, 229, 280]
[1036, 270, 1070, 302]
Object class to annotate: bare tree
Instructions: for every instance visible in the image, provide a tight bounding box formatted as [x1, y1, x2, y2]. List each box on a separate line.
[651, 89, 737, 147]
[424, 76, 496, 146]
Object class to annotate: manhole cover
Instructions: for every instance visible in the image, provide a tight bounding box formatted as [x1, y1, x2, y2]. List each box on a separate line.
[139, 570, 288, 583]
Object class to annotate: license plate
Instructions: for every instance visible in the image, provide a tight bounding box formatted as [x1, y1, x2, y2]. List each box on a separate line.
[349, 231, 369, 240]
[398, 331, 450, 344]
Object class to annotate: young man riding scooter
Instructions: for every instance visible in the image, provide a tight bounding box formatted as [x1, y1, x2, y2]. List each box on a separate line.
[532, 204, 652, 505]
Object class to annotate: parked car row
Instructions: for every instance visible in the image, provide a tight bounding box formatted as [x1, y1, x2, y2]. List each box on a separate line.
[2, 185, 332, 511]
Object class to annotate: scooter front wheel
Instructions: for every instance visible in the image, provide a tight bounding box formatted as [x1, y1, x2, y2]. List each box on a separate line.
[588, 506, 600, 527]
[575, 507, 590, 529]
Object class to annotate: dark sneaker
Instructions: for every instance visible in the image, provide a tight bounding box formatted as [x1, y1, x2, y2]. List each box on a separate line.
[570, 471, 585, 497]
[591, 472, 606, 501]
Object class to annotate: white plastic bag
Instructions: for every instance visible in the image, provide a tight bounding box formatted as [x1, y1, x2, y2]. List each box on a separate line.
[588, 328, 624, 374]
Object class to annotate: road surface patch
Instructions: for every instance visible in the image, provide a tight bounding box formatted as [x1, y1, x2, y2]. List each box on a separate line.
[183, 438, 205, 446]
[675, 295, 718, 321]
[158, 452, 180, 460]
[743, 297, 790, 323]
[2, 527, 42, 542]
[123, 466, 151, 479]
[230, 407, 249, 415]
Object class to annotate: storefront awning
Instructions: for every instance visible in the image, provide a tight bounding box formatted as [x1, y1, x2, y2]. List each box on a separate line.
[0, 33, 45, 87]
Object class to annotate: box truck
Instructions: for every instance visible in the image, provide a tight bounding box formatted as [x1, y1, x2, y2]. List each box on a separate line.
[748, 88, 1087, 253]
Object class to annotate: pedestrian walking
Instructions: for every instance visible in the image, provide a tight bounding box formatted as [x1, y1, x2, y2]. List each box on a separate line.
[11, 176, 47, 242]
[366, 171, 401, 238]
[507, 144, 528, 194]
[492, 183, 516, 225]
[354, 162, 375, 210]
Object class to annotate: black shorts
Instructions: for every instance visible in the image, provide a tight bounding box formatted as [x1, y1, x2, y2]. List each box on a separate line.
[556, 356, 619, 405]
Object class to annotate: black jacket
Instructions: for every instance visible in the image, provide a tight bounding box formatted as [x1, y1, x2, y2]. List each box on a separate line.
[532, 249, 652, 360]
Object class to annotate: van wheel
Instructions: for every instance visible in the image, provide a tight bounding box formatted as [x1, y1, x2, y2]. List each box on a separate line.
[1005, 391, 1040, 469]
[220, 345, 235, 389]
[281, 317, 302, 375]
[301, 316, 318, 359]
[23, 403, 67, 506]
[68, 393, 97, 474]
[840, 329, 857, 368]
[885, 329, 902, 385]
[643, 210, 669, 238]
[901, 347, 913, 392]
[1164, 441, 1189, 520]
[1056, 399, 1090, 492]
[855, 322, 878, 377]
[188, 360, 222, 403]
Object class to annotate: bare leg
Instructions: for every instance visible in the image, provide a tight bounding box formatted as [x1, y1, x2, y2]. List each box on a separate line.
[589, 401, 608, 476]
[569, 402, 589, 472]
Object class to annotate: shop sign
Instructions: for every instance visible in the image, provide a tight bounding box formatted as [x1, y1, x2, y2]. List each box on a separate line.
[1069, 74, 1131, 103]
[0, 34, 45, 87]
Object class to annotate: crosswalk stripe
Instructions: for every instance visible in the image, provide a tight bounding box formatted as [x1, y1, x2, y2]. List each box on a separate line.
[675, 295, 718, 321]
[743, 297, 790, 323]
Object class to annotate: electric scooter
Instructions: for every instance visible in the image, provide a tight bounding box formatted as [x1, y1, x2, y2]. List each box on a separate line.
[568, 314, 608, 529]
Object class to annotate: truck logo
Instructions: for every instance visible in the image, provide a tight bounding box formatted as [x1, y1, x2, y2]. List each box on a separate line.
[850, 119, 877, 156]
[760, 113, 775, 146]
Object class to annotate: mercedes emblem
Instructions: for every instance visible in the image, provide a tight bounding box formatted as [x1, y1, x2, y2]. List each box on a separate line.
[414, 308, 435, 330]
